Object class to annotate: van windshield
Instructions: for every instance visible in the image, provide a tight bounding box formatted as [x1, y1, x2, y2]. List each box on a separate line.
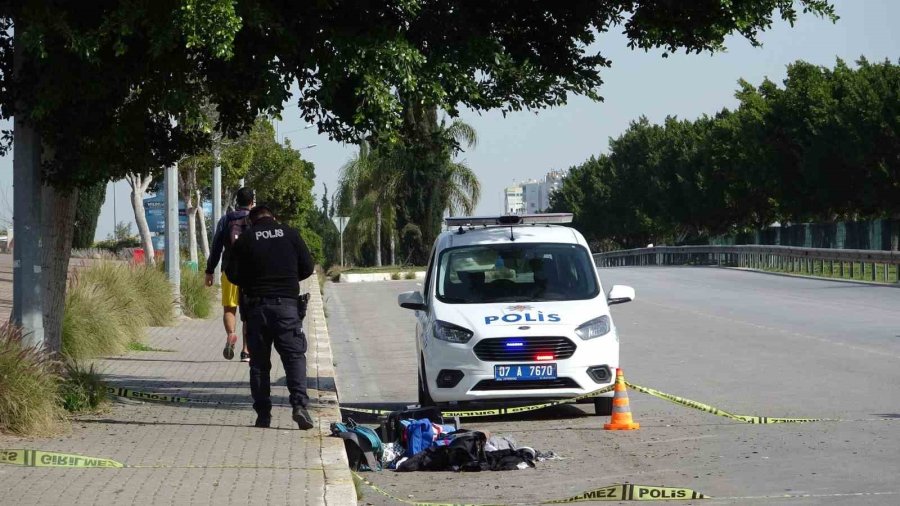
[436, 243, 599, 304]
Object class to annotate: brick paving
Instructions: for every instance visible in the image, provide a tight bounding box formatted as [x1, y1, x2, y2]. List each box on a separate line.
[0, 272, 354, 506]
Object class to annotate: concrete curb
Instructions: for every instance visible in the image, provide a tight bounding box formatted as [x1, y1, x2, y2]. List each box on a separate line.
[305, 273, 357, 505]
[339, 271, 425, 283]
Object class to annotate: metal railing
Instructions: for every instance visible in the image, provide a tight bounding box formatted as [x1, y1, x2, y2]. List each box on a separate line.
[593, 245, 900, 283]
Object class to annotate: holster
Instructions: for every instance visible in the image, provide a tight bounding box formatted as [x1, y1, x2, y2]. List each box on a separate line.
[298, 293, 310, 321]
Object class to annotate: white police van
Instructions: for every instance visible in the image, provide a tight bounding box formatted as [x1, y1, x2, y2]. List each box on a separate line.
[397, 214, 635, 415]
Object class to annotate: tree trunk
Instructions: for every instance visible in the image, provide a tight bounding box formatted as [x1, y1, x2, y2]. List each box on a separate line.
[178, 165, 199, 266]
[127, 173, 156, 266]
[390, 228, 396, 266]
[197, 190, 210, 260]
[375, 204, 382, 267]
[40, 184, 78, 354]
[184, 189, 198, 265]
[891, 214, 899, 252]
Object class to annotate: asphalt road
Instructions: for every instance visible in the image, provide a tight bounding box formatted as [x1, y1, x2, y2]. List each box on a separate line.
[325, 267, 900, 505]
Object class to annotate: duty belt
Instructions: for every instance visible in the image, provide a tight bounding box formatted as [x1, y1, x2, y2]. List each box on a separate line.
[244, 295, 298, 306]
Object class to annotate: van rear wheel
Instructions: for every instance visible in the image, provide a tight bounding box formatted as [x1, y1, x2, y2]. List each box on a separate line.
[417, 356, 435, 407]
[594, 397, 613, 416]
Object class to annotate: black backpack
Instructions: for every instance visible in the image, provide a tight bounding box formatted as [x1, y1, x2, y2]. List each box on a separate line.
[227, 214, 251, 247]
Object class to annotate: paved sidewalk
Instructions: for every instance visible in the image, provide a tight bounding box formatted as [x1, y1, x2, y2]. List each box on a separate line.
[0, 275, 355, 506]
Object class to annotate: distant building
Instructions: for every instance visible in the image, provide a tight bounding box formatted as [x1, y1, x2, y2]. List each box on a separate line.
[507, 170, 565, 215]
[503, 185, 524, 215]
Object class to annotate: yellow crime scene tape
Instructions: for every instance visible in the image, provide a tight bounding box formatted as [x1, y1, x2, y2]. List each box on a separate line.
[340, 385, 616, 419]
[4, 450, 892, 505]
[354, 472, 705, 505]
[109, 380, 826, 424]
[623, 382, 824, 424]
[105, 386, 314, 408]
[0, 449, 123, 468]
[106, 386, 197, 404]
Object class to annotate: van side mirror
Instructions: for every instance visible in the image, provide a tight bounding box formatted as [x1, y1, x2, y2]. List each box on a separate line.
[398, 291, 426, 311]
[607, 285, 635, 305]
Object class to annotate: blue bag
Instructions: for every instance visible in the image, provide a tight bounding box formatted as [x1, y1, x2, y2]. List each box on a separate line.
[404, 419, 435, 457]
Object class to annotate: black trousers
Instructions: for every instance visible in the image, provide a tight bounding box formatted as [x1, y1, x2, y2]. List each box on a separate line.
[244, 298, 309, 415]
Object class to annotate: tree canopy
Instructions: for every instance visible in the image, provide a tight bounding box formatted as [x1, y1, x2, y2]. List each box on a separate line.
[1, 0, 838, 189]
[549, 58, 900, 250]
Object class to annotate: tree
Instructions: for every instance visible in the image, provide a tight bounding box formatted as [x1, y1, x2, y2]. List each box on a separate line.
[177, 154, 209, 266]
[71, 181, 106, 249]
[392, 115, 481, 263]
[239, 120, 322, 263]
[124, 172, 156, 265]
[2, 2, 251, 352]
[552, 57, 899, 251]
[336, 142, 403, 267]
[0, 1, 838, 352]
[306, 184, 340, 269]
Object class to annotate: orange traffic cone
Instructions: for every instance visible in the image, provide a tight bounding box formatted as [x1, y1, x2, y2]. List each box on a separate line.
[603, 368, 640, 430]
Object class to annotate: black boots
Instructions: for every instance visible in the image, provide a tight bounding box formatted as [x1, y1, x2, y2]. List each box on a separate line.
[254, 407, 312, 429]
[292, 406, 314, 430]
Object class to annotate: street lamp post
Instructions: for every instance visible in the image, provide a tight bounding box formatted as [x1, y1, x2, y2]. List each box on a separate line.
[164, 161, 181, 314]
[12, 26, 44, 348]
[212, 146, 222, 285]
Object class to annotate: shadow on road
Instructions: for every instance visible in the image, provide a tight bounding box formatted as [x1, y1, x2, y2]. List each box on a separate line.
[78, 418, 254, 429]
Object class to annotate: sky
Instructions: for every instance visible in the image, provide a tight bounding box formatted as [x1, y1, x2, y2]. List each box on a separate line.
[0, 0, 897, 240]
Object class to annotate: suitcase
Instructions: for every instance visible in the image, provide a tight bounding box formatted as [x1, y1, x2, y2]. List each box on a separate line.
[379, 406, 447, 444]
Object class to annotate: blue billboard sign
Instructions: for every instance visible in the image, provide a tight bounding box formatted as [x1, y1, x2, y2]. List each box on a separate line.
[144, 195, 214, 250]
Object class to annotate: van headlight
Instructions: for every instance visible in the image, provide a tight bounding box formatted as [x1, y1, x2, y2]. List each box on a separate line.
[432, 321, 474, 343]
[574, 315, 611, 340]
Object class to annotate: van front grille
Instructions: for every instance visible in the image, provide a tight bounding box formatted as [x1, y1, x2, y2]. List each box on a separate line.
[473, 336, 576, 362]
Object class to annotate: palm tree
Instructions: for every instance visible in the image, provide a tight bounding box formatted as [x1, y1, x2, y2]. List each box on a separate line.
[440, 119, 481, 216]
[444, 160, 481, 216]
[336, 142, 402, 267]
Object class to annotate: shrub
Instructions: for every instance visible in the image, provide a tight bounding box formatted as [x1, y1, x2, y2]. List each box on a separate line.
[79, 262, 148, 342]
[59, 361, 108, 413]
[326, 265, 344, 282]
[390, 272, 402, 280]
[0, 323, 65, 435]
[130, 264, 175, 326]
[61, 261, 174, 360]
[404, 271, 417, 280]
[93, 237, 141, 254]
[315, 265, 326, 294]
[180, 269, 214, 319]
[70, 248, 119, 260]
[62, 277, 132, 359]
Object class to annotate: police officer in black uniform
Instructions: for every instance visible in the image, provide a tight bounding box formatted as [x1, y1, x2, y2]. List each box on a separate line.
[225, 203, 315, 429]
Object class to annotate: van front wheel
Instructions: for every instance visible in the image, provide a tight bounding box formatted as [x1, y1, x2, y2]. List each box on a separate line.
[417, 356, 435, 407]
[594, 397, 613, 416]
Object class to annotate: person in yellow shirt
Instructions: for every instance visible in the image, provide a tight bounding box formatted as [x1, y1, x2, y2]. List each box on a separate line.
[205, 187, 255, 361]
